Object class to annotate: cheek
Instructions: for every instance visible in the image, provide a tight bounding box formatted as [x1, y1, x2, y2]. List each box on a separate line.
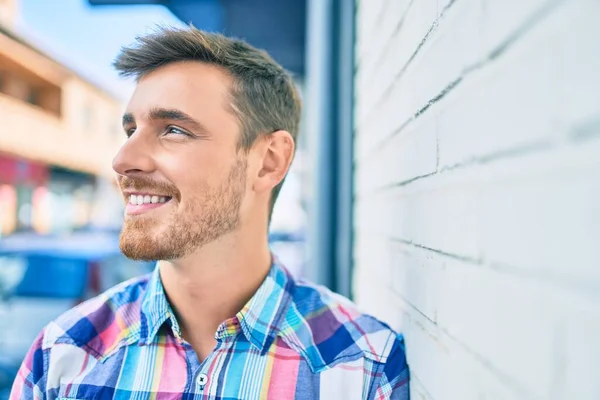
[174, 165, 230, 203]
[158, 149, 221, 185]
[157, 146, 242, 197]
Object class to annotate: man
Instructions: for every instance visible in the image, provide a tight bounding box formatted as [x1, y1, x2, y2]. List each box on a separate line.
[11, 26, 409, 399]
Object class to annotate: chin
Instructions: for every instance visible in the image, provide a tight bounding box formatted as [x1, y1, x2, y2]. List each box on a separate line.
[119, 240, 184, 261]
[119, 224, 165, 261]
[120, 237, 158, 261]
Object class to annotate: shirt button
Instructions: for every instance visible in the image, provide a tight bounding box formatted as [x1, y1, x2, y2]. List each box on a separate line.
[196, 373, 208, 388]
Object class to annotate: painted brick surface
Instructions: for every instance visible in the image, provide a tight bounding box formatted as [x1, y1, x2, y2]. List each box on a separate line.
[353, 0, 600, 398]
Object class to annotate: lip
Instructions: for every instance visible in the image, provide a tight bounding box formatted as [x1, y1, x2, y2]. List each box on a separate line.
[125, 198, 171, 215]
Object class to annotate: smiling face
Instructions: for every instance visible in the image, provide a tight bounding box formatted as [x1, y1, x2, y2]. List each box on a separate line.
[113, 62, 249, 261]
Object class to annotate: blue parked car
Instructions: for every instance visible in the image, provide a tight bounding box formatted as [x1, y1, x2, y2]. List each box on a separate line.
[0, 231, 154, 397]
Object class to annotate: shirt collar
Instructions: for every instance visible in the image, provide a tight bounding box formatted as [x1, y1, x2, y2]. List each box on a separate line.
[139, 257, 295, 353]
[139, 265, 183, 345]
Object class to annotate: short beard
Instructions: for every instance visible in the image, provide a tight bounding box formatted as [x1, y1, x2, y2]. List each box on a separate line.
[119, 157, 247, 261]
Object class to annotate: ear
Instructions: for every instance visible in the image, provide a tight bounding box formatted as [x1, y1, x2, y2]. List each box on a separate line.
[253, 130, 295, 194]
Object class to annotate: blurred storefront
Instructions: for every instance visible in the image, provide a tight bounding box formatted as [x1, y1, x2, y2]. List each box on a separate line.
[0, 0, 124, 238]
[0, 154, 48, 235]
[0, 154, 47, 234]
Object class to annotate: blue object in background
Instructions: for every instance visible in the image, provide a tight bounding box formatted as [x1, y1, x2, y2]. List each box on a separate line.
[0, 361, 17, 400]
[14, 255, 89, 299]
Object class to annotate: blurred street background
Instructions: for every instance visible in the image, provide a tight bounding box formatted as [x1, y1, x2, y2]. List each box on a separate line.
[0, 0, 599, 399]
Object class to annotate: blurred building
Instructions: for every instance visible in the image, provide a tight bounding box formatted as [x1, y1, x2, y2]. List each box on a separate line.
[0, 0, 124, 237]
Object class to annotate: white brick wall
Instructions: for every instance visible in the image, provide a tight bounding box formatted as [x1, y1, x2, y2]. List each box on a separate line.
[353, 0, 600, 398]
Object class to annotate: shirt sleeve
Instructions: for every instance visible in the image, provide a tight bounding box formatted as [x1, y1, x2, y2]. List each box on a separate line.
[373, 334, 410, 400]
[9, 329, 47, 400]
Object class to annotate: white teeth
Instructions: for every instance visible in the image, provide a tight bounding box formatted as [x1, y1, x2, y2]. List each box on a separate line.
[129, 194, 169, 205]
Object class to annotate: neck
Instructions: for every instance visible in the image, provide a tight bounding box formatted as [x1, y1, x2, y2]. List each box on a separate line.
[158, 222, 271, 358]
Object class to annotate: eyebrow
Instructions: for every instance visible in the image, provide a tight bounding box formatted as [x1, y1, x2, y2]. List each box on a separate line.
[122, 108, 209, 135]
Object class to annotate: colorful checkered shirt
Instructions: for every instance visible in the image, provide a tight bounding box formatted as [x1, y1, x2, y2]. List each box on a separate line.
[10, 259, 409, 399]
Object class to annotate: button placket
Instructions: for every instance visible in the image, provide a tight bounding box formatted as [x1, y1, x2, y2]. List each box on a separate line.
[192, 339, 225, 393]
[195, 372, 208, 389]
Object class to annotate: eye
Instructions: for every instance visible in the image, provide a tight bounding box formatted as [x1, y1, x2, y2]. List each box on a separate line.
[125, 127, 136, 138]
[165, 126, 192, 137]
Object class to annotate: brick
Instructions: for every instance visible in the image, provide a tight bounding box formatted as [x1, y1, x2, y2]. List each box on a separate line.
[355, 182, 482, 260]
[561, 304, 600, 399]
[437, 259, 558, 397]
[380, 0, 438, 94]
[389, 242, 443, 323]
[479, 139, 600, 287]
[353, 232, 395, 282]
[406, 0, 484, 114]
[435, 0, 600, 168]
[482, 170, 600, 286]
[481, 0, 553, 55]
[400, 315, 465, 400]
[355, 0, 413, 104]
[437, 0, 454, 12]
[354, 192, 392, 237]
[355, 110, 438, 192]
[375, 0, 413, 62]
[359, 136, 600, 282]
[436, 31, 558, 168]
[359, 136, 600, 286]
[389, 183, 481, 259]
[354, 262, 537, 399]
[354, 74, 415, 161]
[381, 294, 531, 400]
[409, 376, 434, 400]
[352, 272, 406, 330]
[554, 0, 600, 135]
[356, 0, 484, 161]
[355, 0, 389, 66]
[356, 0, 438, 129]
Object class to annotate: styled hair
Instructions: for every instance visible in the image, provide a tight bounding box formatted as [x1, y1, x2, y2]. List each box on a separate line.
[113, 25, 302, 222]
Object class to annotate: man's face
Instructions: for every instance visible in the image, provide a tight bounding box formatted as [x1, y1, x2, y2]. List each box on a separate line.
[113, 62, 248, 261]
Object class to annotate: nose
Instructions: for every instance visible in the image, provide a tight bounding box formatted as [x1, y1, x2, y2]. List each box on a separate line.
[112, 131, 157, 176]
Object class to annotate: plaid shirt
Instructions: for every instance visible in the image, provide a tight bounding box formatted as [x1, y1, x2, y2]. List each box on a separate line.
[10, 259, 409, 399]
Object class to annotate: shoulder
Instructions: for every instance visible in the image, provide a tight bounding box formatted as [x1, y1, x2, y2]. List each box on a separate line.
[279, 278, 407, 374]
[41, 274, 151, 359]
